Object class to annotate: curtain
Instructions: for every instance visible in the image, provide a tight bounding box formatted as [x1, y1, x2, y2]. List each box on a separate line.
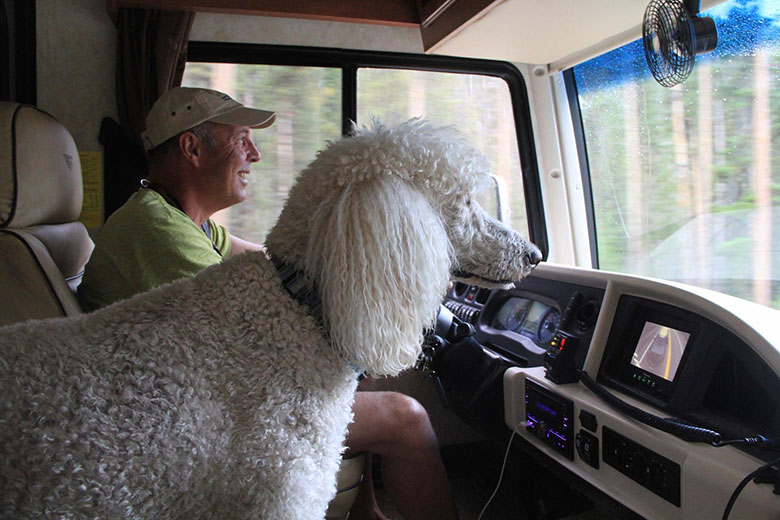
[116, 8, 195, 141]
[102, 8, 194, 218]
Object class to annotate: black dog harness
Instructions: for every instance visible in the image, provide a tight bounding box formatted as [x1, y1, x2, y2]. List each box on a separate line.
[271, 254, 365, 379]
[270, 255, 324, 327]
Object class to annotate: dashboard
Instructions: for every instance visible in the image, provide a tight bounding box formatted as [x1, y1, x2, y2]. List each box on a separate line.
[444, 276, 602, 370]
[433, 263, 780, 520]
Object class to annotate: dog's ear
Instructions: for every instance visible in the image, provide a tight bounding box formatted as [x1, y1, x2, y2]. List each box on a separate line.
[304, 175, 453, 376]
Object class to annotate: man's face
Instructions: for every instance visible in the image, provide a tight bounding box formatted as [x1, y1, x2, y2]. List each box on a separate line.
[200, 123, 261, 210]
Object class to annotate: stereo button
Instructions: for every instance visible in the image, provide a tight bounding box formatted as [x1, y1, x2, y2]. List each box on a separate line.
[537, 421, 549, 440]
[629, 452, 649, 481]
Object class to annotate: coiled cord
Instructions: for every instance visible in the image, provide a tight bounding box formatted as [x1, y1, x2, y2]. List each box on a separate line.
[578, 370, 722, 444]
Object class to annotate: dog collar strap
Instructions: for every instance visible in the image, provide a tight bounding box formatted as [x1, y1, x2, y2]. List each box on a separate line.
[270, 255, 366, 379]
[270, 256, 324, 327]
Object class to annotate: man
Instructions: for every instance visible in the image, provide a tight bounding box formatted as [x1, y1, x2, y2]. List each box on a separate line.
[77, 87, 458, 520]
[77, 87, 271, 311]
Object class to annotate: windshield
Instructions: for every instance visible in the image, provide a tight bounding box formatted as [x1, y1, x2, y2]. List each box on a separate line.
[573, 0, 780, 309]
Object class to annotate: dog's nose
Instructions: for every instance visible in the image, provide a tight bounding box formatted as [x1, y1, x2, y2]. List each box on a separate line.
[524, 246, 543, 267]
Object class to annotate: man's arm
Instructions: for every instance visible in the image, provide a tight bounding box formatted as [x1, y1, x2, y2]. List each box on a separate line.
[229, 234, 267, 256]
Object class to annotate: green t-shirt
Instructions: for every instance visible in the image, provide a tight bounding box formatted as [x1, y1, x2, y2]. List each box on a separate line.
[77, 188, 231, 312]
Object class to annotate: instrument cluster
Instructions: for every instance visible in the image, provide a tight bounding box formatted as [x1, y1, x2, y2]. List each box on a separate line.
[491, 296, 561, 347]
[443, 276, 603, 369]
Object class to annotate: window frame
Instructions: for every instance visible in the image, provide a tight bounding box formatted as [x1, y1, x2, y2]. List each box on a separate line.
[562, 68, 599, 269]
[187, 41, 548, 257]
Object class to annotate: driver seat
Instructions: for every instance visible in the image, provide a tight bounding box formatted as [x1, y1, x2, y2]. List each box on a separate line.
[0, 102, 94, 326]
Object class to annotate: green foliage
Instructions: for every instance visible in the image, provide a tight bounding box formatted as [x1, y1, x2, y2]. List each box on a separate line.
[577, 48, 780, 309]
[183, 63, 529, 244]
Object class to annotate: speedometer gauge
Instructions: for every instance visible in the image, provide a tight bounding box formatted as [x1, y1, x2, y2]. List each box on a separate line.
[538, 309, 561, 345]
[492, 297, 530, 331]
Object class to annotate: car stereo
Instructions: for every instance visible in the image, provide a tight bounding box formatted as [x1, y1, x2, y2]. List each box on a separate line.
[525, 379, 574, 460]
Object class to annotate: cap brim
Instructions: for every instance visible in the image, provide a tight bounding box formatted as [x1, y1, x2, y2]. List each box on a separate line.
[209, 106, 276, 129]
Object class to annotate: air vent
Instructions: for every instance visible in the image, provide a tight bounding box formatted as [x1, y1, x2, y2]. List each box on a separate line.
[576, 299, 600, 329]
[453, 282, 469, 297]
[476, 288, 491, 305]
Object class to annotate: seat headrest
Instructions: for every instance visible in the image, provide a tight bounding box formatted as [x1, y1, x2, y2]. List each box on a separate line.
[0, 102, 83, 228]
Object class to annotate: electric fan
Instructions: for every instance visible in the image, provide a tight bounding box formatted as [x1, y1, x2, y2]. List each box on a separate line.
[642, 0, 718, 87]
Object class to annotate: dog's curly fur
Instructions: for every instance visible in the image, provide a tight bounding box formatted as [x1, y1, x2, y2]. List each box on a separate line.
[0, 119, 540, 519]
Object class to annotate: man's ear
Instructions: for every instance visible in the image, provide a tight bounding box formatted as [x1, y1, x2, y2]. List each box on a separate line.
[179, 131, 202, 166]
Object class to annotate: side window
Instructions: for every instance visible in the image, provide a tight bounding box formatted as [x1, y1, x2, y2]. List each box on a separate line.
[182, 63, 342, 243]
[572, 0, 780, 309]
[182, 46, 541, 251]
[357, 68, 528, 236]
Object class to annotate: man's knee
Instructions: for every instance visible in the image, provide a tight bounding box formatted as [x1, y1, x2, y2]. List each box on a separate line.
[382, 392, 436, 449]
[349, 391, 439, 453]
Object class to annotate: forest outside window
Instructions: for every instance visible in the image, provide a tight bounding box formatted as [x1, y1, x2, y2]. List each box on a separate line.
[183, 56, 530, 245]
[573, 0, 780, 310]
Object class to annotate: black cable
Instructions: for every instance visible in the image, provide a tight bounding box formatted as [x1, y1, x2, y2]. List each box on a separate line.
[715, 435, 780, 449]
[477, 428, 517, 520]
[578, 370, 722, 444]
[722, 455, 780, 520]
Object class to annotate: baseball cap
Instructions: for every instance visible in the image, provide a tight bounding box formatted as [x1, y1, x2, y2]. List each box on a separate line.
[141, 87, 276, 151]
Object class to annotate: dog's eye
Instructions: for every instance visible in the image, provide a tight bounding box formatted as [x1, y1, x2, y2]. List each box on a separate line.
[465, 198, 471, 206]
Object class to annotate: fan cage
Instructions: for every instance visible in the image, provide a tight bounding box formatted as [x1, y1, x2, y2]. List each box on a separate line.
[643, 0, 695, 87]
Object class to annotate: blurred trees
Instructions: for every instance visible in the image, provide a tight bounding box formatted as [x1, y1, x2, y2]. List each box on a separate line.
[575, 1, 780, 308]
[184, 63, 528, 244]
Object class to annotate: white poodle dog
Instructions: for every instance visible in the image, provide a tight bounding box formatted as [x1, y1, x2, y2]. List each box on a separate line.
[0, 119, 541, 519]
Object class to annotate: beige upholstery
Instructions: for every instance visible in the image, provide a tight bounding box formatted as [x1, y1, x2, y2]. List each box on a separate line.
[0, 102, 93, 326]
[326, 451, 366, 520]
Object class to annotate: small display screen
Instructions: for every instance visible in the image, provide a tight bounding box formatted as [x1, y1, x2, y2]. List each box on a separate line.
[533, 400, 558, 417]
[630, 321, 691, 381]
[521, 301, 548, 333]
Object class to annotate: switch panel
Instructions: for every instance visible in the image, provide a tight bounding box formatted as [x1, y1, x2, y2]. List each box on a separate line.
[575, 429, 599, 468]
[579, 409, 598, 432]
[602, 427, 681, 506]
